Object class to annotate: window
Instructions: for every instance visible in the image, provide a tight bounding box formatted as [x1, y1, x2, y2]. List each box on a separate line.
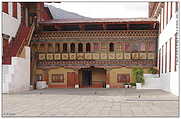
[174, 33, 177, 71]
[162, 45, 164, 73]
[170, 2, 172, 19]
[2, 2, 8, 14]
[109, 43, 114, 52]
[39, 44, 45, 52]
[176, 2, 178, 12]
[86, 43, 91, 52]
[166, 2, 168, 25]
[159, 49, 161, 75]
[55, 43, 60, 52]
[169, 38, 171, 72]
[63, 43, 67, 53]
[165, 42, 167, 73]
[70, 43, 75, 53]
[13, 2, 17, 18]
[48, 43, 53, 52]
[93, 43, 99, 52]
[52, 74, 64, 83]
[78, 43, 83, 52]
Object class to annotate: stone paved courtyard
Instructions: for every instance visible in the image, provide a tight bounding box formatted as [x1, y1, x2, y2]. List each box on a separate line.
[2, 88, 179, 117]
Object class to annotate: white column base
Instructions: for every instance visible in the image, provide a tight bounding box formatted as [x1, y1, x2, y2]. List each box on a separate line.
[106, 84, 110, 88]
[75, 84, 79, 88]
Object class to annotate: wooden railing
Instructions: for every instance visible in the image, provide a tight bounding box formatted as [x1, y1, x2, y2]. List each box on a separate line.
[16, 22, 35, 56]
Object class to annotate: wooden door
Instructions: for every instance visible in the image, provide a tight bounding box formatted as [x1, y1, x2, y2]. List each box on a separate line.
[67, 72, 76, 88]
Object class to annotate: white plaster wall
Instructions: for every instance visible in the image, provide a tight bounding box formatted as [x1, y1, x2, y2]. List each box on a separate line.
[2, 46, 31, 93]
[2, 2, 21, 42]
[142, 74, 162, 89]
[158, 11, 179, 96]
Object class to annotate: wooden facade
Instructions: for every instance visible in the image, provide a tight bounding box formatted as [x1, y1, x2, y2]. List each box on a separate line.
[31, 19, 159, 88]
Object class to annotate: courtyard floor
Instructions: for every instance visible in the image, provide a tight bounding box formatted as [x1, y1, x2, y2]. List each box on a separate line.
[2, 88, 179, 117]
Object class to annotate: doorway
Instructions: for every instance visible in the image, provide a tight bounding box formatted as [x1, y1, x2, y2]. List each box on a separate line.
[82, 69, 92, 87]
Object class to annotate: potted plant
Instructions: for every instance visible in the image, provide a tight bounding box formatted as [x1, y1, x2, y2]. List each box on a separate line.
[148, 67, 158, 74]
[130, 82, 136, 88]
[124, 83, 129, 88]
[128, 83, 132, 88]
[132, 68, 144, 89]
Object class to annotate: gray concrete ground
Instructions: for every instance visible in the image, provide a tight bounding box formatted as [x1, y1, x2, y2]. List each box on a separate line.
[2, 88, 179, 117]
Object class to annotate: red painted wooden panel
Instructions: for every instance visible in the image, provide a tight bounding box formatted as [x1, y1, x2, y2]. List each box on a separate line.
[13, 2, 17, 18]
[48, 84, 66, 88]
[2, 2, 8, 14]
[67, 72, 76, 88]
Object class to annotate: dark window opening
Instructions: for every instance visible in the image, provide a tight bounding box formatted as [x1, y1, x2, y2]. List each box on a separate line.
[86, 43, 91, 52]
[78, 43, 83, 52]
[85, 24, 103, 30]
[129, 24, 152, 30]
[107, 24, 127, 30]
[55, 43, 60, 52]
[62, 25, 80, 31]
[109, 43, 114, 52]
[63, 43, 67, 53]
[48, 43, 53, 52]
[39, 44, 45, 52]
[70, 43, 75, 53]
[43, 25, 57, 31]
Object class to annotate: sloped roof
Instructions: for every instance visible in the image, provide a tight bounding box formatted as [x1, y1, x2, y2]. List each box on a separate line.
[39, 18, 158, 24]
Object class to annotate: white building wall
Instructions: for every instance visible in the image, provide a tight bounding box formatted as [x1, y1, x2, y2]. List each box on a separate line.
[2, 46, 31, 93]
[158, 9, 179, 96]
[2, 2, 21, 42]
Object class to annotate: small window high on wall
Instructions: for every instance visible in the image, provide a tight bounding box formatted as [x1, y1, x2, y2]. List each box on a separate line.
[70, 43, 75, 53]
[55, 43, 60, 52]
[63, 43, 67, 53]
[78, 43, 83, 52]
[86, 43, 91, 52]
[2, 2, 8, 14]
[109, 43, 114, 52]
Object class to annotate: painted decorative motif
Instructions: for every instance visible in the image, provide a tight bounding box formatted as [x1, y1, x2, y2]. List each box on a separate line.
[140, 42, 146, 51]
[54, 54, 61, 60]
[93, 53, 100, 59]
[108, 53, 115, 59]
[132, 53, 139, 59]
[125, 42, 131, 52]
[147, 41, 156, 51]
[46, 54, 53, 60]
[100, 53, 107, 59]
[39, 54, 46, 60]
[93, 42, 99, 52]
[117, 74, 130, 83]
[131, 42, 140, 52]
[101, 43, 107, 51]
[69, 53, 76, 60]
[85, 53, 92, 60]
[62, 53, 69, 60]
[124, 53, 131, 59]
[147, 53, 155, 59]
[116, 53, 123, 59]
[77, 53, 84, 60]
[51, 74, 64, 83]
[139, 53, 147, 59]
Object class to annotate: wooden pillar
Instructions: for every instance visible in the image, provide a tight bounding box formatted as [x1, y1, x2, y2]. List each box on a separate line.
[44, 69, 49, 85]
[73, 69, 80, 88]
[106, 69, 111, 85]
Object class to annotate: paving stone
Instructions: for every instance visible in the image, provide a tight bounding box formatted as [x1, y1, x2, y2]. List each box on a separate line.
[2, 88, 179, 117]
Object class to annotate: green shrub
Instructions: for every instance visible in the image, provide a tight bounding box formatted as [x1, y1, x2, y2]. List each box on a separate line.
[148, 67, 158, 74]
[130, 82, 136, 86]
[132, 68, 144, 84]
